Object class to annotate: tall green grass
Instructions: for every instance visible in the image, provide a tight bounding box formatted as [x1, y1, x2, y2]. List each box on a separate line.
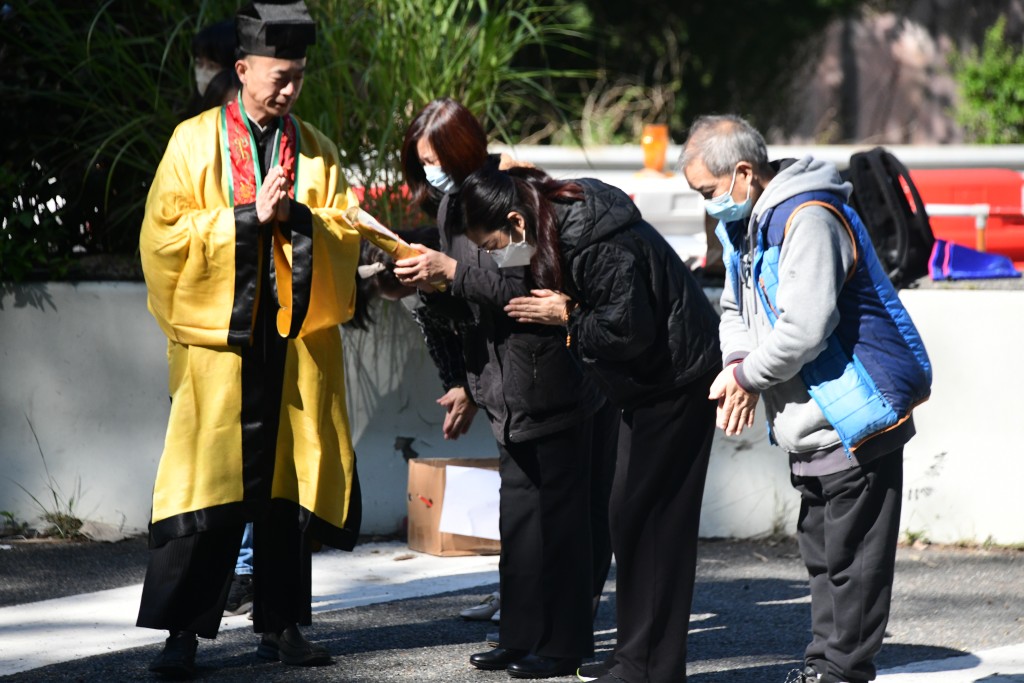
[0, 1, 587, 279]
[302, 0, 588, 223]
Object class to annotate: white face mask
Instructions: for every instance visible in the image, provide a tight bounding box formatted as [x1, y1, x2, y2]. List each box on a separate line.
[194, 65, 221, 97]
[488, 227, 536, 269]
[423, 165, 456, 194]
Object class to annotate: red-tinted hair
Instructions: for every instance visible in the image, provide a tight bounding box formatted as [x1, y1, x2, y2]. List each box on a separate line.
[401, 98, 489, 218]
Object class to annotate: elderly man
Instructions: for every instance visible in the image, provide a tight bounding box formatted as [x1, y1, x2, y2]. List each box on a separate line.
[136, 1, 361, 677]
[680, 115, 931, 683]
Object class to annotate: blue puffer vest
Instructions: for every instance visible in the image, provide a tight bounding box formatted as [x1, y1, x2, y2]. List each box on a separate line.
[724, 190, 932, 453]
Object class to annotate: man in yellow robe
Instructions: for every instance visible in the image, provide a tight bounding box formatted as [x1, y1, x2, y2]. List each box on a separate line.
[136, 1, 360, 676]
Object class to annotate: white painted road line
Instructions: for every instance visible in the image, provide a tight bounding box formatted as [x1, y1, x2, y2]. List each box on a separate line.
[876, 643, 1024, 681]
[0, 542, 499, 676]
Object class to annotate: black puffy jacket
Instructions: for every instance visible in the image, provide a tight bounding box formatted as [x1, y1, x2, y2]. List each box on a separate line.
[560, 179, 721, 409]
[425, 191, 604, 445]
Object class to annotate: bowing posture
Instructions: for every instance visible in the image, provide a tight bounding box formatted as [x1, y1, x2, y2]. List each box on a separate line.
[460, 165, 721, 683]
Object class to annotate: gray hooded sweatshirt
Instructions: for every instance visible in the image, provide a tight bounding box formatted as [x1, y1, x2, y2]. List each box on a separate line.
[721, 156, 911, 475]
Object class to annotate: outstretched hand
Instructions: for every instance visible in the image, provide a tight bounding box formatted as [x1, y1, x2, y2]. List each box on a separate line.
[505, 289, 569, 326]
[708, 365, 759, 436]
[394, 245, 457, 292]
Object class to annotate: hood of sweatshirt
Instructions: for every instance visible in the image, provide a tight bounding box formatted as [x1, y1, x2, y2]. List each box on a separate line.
[751, 156, 852, 233]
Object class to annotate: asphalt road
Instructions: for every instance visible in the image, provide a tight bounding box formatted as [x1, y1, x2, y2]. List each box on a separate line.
[1, 535, 1022, 682]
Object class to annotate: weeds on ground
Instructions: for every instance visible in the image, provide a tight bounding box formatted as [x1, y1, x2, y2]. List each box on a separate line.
[12, 413, 85, 539]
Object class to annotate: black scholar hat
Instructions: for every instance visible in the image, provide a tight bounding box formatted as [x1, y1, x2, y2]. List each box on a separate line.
[236, 0, 316, 59]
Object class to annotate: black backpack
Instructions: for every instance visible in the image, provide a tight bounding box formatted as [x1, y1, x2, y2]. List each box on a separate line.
[845, 147, 935, 288]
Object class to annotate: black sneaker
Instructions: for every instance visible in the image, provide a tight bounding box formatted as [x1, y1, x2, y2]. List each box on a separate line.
[223, 573, 254, 616]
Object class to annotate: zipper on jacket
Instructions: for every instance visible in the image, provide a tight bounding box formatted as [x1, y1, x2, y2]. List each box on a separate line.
[740, 251, 754, 324]
[757, 277, 779, 319]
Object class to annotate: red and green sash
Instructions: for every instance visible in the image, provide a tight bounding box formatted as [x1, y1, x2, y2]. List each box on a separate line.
[220, 93, 300, 206]
[221, 93, 311, 345]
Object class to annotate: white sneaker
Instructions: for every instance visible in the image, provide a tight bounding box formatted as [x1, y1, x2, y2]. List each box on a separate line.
[459, 592, 500, 621]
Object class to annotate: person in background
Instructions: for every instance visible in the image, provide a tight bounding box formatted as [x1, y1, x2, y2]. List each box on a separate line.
[184, 18, 237, 118]
[178, 15, 253, 625]
[393, 98, 618, 680]
[200, 68, 242, 111]
[462, 164, 721, 683]
[679, 114, 931, 683]
[137, 2, 362, 677]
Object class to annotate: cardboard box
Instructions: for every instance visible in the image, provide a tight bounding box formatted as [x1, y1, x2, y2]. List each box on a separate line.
[407, 457, 501, 557]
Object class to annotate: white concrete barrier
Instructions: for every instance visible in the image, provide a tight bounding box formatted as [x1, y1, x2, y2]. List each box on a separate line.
[0, 283, 496, 538]
[1, 282, 1020, 544]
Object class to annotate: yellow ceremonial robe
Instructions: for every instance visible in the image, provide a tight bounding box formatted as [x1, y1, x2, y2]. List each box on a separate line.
[140, 107, 361, 549]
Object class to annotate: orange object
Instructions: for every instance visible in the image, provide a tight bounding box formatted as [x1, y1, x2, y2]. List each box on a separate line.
[641, 123, 669, 174]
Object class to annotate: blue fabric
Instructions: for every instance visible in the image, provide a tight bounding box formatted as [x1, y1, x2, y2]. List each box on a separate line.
[715, 218, 749, 317]
[748, 191, 931, 452]
[235, 522, 254, 575]
[929, 239, 1021, 280]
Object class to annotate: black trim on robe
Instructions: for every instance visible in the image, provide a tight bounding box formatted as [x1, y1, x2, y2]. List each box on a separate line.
[301, 461, 362, 551]
[283, 200, 314, 338]
[149, 500, 261, 549]
[228, 203, 262, 345]
[239, 253, 289, 505]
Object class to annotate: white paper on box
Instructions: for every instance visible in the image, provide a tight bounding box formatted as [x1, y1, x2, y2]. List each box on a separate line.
[437, 465, 501, 541]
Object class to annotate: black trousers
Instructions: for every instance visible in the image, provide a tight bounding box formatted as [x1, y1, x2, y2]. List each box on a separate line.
[137, 502, 312, 639]
[793, 448, 903, 682]
[608, 372, 717, 683]
[590, 400, 620, 600]
[497, 416, 597, 659]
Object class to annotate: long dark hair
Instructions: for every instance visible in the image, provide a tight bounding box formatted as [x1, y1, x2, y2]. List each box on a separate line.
[458, 166, 584, 290]
[401, 98, 489, 218]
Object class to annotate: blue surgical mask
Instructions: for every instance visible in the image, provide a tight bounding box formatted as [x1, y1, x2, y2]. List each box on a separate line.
[488, 227, 536, 269]
[423, 165, 456, 194]
[703, 167, 752, 223]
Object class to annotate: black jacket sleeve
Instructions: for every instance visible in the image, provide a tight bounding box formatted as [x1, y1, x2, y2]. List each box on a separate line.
[568, 241, 657, 362]
[450, 252, 531, 308]
[410, 304, 469, 392]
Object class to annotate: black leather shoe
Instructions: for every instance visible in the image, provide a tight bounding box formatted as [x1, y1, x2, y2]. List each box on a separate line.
[256, 624, 331, 666]
[469, 647, 528, 670]
[148, 631, 197, 679]
[507, 654, 582, 679]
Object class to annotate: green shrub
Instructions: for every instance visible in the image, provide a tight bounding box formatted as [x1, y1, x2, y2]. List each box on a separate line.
[952, 16, 1024, 144]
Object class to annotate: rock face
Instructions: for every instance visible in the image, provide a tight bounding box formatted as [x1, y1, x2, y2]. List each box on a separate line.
[772, 1, 1024, 144]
